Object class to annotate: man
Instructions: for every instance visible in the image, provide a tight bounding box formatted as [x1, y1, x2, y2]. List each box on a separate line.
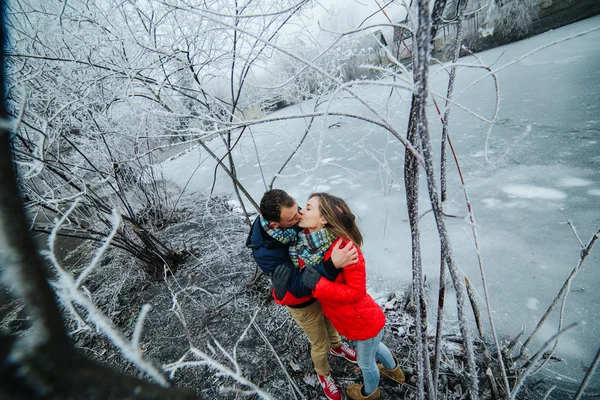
[247, 189, 358, 400]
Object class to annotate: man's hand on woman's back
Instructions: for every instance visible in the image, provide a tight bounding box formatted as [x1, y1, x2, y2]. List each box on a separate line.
[330, 240, 358, 269]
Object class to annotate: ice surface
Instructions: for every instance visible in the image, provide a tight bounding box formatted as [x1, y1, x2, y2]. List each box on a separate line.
[502, 185, 567, 200]
[527, 297, 540, 311]
[162, 16, 600, 387]
[588, 189, 600, 196]
[556, 177, 592, 187]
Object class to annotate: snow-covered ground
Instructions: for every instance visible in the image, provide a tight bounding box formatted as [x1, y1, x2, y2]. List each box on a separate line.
[163, 16, 600, 387]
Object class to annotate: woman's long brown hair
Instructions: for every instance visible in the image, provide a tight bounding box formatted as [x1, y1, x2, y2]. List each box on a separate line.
[310, 193, 363, 247]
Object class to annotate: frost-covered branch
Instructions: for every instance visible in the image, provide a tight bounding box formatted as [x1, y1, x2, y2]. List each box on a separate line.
[411, 0, 479, 397]
[1, 18, 199, 395]
[269, 99, 324, 189]
[252, 320, 306, 400]
[46, 201, 170, 386]
[517, 226, 600, 357]
[164, 320, 273, 400]
[161, 268, 273, 398]
[170, 5, 427, 167]
[510, 323, 579, 399]
[573, 344, 600, 400]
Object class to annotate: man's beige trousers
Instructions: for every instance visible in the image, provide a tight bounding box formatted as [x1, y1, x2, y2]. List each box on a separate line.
[287, 301, 342, 377]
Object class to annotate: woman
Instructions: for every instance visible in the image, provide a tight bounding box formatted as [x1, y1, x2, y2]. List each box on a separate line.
[289, 193, 404, 400]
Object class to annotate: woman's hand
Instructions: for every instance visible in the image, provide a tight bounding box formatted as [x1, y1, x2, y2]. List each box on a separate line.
[330, 240, 358, 269]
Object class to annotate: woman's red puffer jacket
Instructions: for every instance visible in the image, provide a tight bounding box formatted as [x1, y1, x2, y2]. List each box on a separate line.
[309, 238, 386, 341]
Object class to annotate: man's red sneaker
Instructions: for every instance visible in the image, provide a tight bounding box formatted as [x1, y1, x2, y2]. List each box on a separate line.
[330, 342, 357, 364]
[317, 374, 342, 400]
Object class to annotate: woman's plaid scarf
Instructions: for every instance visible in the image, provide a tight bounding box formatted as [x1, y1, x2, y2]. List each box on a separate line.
[289, 228, 336, 268]
[259, 215, 298, 245]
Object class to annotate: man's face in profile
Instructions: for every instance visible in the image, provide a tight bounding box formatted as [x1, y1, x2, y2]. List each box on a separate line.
[273, 203, 301, 229]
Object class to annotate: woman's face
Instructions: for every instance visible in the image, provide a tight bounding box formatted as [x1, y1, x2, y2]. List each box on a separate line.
[298, 196, 327, 232]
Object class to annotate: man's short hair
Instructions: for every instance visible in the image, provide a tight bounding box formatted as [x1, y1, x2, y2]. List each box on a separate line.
[260, 189, 295, 222]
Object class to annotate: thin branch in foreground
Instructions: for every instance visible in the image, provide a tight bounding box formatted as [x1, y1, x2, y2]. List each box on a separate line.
[566, 220, 585, 248]
[252, 320, 306, 400]
[164, 339, 273, 400]
[46, 203, 170, 386]
[518, 226, 600, 356]
[542, 385, 556, 400]
[161, 270, 272, 398]
[195, 136, 260, 213]
[269, 98, 323, 190]
[413, 0, 479, 397]
[441, 124, 511, 396]
[510, 323, 579, 399]
[132, 304, 152, 351]
[573, 344, 600, 400]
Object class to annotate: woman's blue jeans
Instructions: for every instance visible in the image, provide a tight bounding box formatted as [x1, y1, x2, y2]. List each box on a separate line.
[355, 328, 396, 395]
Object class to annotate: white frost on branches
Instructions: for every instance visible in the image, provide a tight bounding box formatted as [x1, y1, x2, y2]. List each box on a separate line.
[45, 199, 170, 386]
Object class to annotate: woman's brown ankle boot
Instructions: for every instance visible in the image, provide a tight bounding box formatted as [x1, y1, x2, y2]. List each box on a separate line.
[377, 355, 405, 383]
[346, 384, 380, 400]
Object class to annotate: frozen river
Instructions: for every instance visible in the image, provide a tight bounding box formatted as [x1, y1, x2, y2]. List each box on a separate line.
[163, 15, 600, 390]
